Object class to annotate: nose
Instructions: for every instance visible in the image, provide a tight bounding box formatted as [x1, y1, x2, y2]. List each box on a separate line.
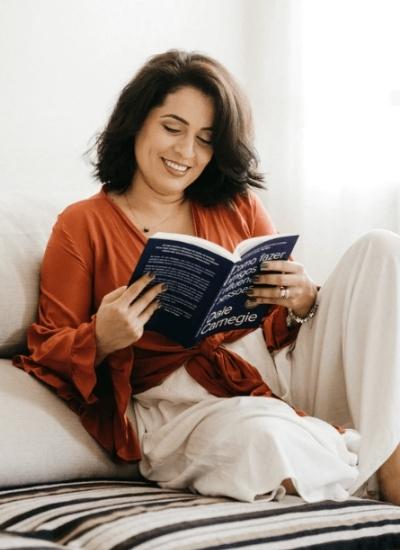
[173, 134, 195, 161]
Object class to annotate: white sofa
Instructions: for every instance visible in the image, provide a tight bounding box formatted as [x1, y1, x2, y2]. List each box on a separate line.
[2, 191, 400, 549]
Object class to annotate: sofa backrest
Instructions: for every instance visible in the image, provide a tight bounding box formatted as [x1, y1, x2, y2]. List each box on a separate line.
[0, 192, 86, 357]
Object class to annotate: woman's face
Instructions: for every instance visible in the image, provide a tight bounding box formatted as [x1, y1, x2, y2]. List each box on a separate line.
[132, 86, 214, 198]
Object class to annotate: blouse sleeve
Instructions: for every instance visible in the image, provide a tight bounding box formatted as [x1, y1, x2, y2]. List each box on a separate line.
[247, 192, 300, 352]
[13, 211, 139, 462]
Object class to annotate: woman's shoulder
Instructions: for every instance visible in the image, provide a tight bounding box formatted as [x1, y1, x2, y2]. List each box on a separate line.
[59, 190, 105, 217]
[228, 189, 260, 210]
[56, 190, 109, 228]
[228, 190, 276, 236]
[231, 189, 266, 211]
[212, 190, 270, 224]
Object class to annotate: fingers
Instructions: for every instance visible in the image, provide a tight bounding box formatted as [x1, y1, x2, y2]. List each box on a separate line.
[245, 292, 298, 310]
[123, 271, 167, 318]
[121, 272, 157, 304]
[123, 297, 162, 344]
[101, 273, 166, 320]
[260, 260, 303, 274]
[129, 281, 166, 316]
[245, 260, 317, 313]
[254, 261, 304, 287]
[137, 297, 162, 325]
[246, 283, 301, 302]
[253, 272, 302, 288]
[101, 285, 129, 304]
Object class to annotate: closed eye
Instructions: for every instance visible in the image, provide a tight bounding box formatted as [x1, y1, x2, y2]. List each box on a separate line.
[198, 136, 212, 145]
[163, 125, 212, 146]
[163, 125, 180, 134]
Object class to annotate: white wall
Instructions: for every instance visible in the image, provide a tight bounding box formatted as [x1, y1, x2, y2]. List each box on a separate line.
[0, 0, 248, 201]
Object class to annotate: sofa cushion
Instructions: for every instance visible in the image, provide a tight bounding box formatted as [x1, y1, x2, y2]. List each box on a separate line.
[2, 480, 400, 549]
[0, 358, 139, 487]
[0, 191, 85, 357]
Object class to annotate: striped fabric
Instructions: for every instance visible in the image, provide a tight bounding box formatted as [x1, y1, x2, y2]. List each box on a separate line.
[1, 481, 400, 549]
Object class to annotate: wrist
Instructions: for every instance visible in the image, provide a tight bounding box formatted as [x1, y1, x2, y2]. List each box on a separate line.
[94, 321, 114, 365]
[292, 285, 319, 318]
[286, 301, 319, 328]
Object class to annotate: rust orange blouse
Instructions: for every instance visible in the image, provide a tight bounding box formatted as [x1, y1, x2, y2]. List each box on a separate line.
[14, 189, 299, 462]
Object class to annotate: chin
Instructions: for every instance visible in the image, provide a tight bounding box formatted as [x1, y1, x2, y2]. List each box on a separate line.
[163, 174, 198, 192]
[151, 181, 190, 197]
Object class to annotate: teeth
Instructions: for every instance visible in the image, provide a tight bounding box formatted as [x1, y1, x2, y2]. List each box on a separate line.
[164, 159, 189, 172]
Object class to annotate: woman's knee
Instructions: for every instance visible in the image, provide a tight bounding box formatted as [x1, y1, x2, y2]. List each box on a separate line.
[353, 229, 400, 260]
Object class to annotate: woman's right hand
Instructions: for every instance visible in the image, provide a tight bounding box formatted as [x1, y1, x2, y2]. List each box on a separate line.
[95, 272, 165, 365]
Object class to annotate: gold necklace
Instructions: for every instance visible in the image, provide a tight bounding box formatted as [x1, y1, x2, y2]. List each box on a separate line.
[124, 194, 184, 234]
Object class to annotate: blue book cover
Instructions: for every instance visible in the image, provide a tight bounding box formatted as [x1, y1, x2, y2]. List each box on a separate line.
[129, 232, 299, 348]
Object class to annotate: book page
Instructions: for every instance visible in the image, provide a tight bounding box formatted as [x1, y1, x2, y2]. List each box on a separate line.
[130, 238, 233, 346]
[150, 232, 236, 260]
[145, 242, 225, 319]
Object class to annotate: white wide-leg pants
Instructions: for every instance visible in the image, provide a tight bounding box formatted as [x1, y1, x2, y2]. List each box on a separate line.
[284, 229, 400, 492]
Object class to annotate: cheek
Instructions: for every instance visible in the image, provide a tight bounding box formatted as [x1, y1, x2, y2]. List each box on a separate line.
[198, 149, 213, 170]
[135, 127, 169, 160]
[133, 132, 147, 164]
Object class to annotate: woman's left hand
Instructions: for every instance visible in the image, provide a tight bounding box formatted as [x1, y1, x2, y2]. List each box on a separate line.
[245, 260, 318, 317]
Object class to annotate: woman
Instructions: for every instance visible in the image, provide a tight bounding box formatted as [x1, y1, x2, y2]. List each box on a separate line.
[14, 49, 400, 504]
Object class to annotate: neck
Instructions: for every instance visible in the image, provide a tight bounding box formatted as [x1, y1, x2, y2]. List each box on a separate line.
[121, 181, 190, 235]
[126, 180, 186, 214]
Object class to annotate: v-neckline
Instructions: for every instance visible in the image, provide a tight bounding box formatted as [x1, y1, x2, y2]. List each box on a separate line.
[101, 188, 201, 243]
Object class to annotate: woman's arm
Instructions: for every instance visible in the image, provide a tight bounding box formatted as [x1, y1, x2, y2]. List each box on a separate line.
[14, 209, 163, 461]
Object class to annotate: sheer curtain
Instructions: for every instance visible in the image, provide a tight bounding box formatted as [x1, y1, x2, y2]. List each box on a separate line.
[246, 0, 400, 283]
[301, 0, 400, 282]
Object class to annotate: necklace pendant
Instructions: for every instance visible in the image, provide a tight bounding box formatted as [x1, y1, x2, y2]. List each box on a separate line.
[143, 227, 150, 233]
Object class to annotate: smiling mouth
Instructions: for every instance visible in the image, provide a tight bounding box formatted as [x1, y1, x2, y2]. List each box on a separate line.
[162, 158, 191, 173]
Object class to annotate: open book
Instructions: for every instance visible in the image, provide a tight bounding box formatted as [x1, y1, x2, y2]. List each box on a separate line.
[129, 232, 299, 347]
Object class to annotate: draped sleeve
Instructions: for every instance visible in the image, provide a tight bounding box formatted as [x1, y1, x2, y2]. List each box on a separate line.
[13, 199, 140, 461]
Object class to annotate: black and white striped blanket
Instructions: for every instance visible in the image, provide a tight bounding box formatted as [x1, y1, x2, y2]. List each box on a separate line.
[1, 480, 400, 549]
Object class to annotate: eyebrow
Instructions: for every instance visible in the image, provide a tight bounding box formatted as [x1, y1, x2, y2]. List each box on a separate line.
[160, 114, 213, 131]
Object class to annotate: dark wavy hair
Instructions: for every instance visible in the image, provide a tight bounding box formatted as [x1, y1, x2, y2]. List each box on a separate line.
[92, 49, 264, 206]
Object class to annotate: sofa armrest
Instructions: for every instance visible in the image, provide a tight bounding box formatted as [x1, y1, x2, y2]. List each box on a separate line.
[0, 359, 139, 487]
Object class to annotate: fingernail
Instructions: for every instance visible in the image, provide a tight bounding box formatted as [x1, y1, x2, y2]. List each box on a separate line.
[160, 283, 168, 292]
[252, 275, 261, 283]
[155, 298, 162, 309]
[245, 299, 258, 309]
[261, 261, 269, 269]
[245, 287, 255, 296]
[147, 271, 156, 279]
